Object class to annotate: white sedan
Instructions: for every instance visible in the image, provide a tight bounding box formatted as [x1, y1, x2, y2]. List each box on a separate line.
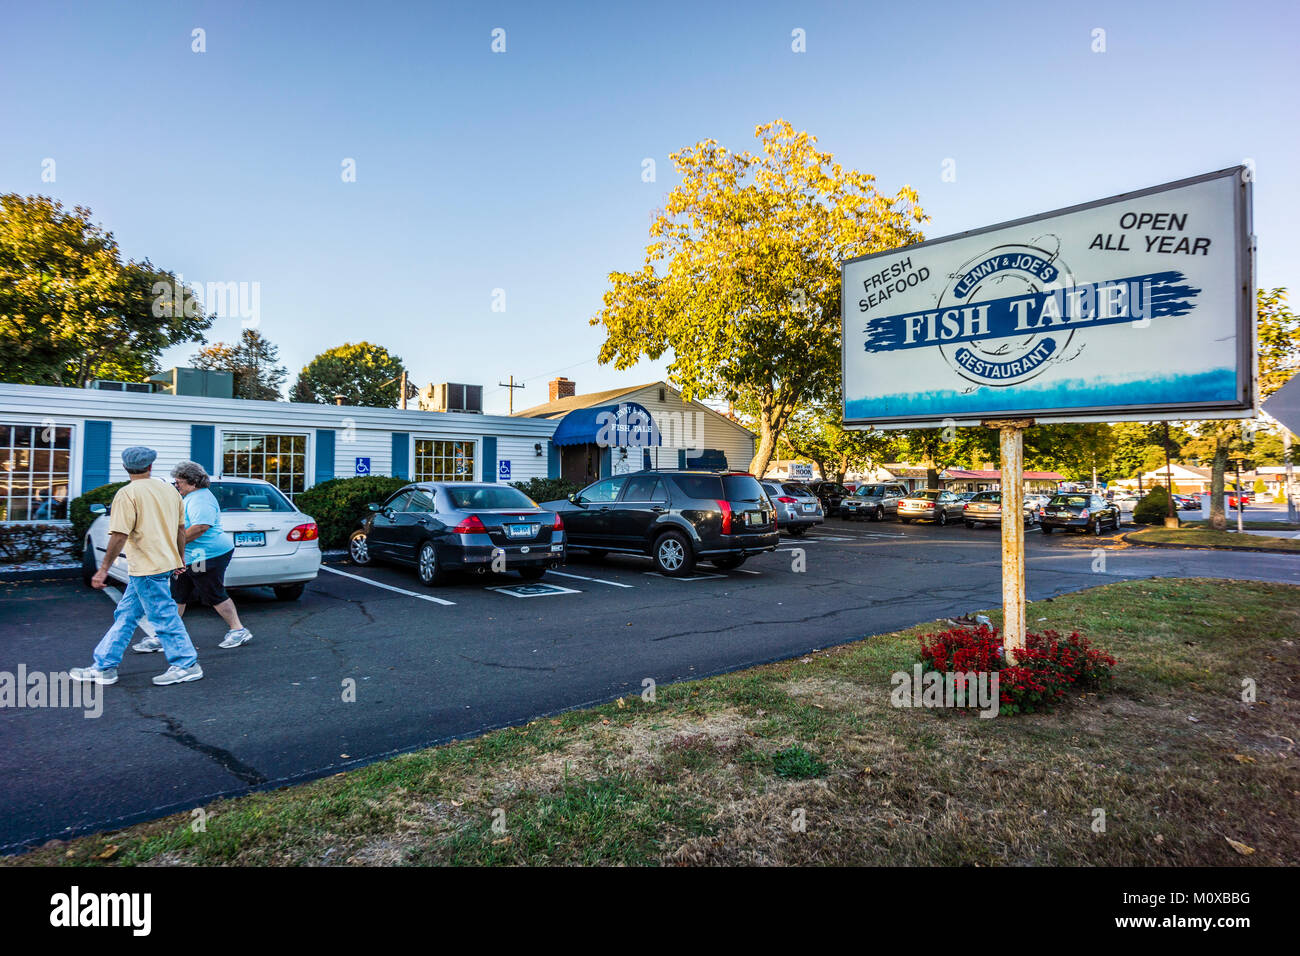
[83, 476, 321, 600]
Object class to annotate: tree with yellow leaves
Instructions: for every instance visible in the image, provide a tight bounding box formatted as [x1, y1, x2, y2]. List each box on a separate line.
[590, 121, 926, 475]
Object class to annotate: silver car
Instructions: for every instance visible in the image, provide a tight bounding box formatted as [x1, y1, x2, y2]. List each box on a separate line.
[761, 480, 824, 537]
[897, 489, 964, 525]
[841, 482, 908, 521]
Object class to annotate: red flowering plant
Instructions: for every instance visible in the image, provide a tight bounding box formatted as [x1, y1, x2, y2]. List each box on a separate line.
[917, 625, 1116, 716]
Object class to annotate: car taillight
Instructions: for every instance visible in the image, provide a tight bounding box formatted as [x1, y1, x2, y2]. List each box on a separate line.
[1079, 509, 1090, 519]
[452, 515, 487, 534]
[287, 522, 318, 541]
[777, 496, 796, 504]
[716, 499, 733, 534]
[926, 501, 934, 508]
[551, 512, 563, 531]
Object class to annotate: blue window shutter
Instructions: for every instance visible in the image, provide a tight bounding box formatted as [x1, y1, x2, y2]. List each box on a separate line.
[82, 421, 112, 491]
[315, 429, 336, 487]
[190, 424, 215, 474]
[547, 441, 559, 479]
[600, 446, 611, 478]
[677, 449, 687, 469]
[482, 436, 497, 482]
[391, 432, 409, 479]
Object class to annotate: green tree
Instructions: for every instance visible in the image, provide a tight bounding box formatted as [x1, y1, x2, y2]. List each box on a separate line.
[0, 194, 211, 385]
[292, 342, 410, 408]
[589, 120, 926, 475]
[780, 403, 896, 485]
[1258, 287, 1298, 398]
[897, 426, 989, 488]
[192, 328, 287, 400]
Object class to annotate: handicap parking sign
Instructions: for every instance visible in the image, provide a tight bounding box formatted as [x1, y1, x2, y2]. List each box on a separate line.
[355, 457, 370, 476]
[498, 460, 512, 481]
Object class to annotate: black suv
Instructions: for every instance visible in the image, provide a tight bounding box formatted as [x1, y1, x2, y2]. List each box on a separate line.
[541, 471, 778, 576]
[806, 480, 852, 517]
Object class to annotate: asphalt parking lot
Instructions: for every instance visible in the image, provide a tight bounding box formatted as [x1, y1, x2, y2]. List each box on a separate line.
[3, 517, 1299, 851]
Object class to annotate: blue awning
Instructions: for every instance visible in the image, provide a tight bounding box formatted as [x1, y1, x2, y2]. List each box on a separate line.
[552, 402, 661, 448]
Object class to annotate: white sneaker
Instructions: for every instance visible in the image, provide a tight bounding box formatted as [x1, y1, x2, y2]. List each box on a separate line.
[152, 663, 203, 685]
[132, 635, 163, 653]
[69, 665, 118, 685]
[219, 628, 253, 649]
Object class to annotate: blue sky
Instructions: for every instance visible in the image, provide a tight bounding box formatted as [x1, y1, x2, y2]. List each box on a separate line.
[2, 0, 1295, 414]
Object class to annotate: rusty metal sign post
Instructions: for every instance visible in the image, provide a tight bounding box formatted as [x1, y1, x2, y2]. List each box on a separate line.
[985, 418, 1034, 659]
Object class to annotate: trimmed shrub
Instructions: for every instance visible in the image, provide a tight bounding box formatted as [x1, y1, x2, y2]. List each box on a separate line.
[918, 624, 1116, 716]
[1132, 485, 1171, 525]
[0, 523, 78, 564]
[510, 477, 580, 504]
[294, 475, 410, 549]
[69, 481, 128, 556]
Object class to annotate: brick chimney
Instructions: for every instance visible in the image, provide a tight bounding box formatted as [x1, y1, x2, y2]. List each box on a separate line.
[549, 376, 576, 401]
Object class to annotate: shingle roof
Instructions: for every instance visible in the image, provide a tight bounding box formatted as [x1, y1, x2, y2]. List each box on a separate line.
[512, 383, 653, 419]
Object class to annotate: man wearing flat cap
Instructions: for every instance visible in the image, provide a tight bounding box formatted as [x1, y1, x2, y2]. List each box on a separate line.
[70, 446, 203, 687]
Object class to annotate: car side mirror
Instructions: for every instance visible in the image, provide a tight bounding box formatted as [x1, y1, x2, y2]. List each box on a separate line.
[568, 494, 584, 506]
[89, 503, 107, 516]
[367, 502, 382, 512]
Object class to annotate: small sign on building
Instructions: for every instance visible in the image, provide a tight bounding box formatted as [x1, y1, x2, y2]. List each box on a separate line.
[498, 460, 512, 481]
[355, 457, 371, 476]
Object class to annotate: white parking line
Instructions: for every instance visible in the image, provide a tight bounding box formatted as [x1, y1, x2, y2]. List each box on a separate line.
[320, 566, 456, 605]
[101, 585, 156, 637]
[643, 571, 727, 581]
[547, 570, 635, 588]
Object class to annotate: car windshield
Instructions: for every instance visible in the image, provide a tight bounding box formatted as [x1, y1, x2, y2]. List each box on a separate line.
[210, 481, 297, 513]
[447, 486, 537, 510]
[1050, 495, 1090, 508]
[972, 492, 1001, 502]
[782, 483, 811, 496]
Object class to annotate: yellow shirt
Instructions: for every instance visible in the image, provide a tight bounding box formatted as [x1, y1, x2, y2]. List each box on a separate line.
[108, 478, 185, 576]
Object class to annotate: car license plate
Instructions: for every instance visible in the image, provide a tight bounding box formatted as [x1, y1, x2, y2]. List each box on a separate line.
[506, 524, 539, 538]
[745, 511, 763, 526]
[234, 531, 265, 547]
[801, 503, 815, 513]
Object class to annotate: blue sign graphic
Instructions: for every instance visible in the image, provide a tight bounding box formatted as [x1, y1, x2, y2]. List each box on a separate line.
[498, 460, 511, 481]
[355, 457, 371, 476]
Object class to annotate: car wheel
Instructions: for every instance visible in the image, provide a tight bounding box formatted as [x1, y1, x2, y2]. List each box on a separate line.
[937, 510, 948, 526]
[964, 520, 974, 529]
[274, 583, 305, 601]
[416, 541, 446, 586]
[518, 566, 546, 581]
[1093, 518, 1103, 536]
[785, 526, 806, 537]
[81, 538, 97, 587]
[1041, 525, 1052, 534]
[348, 530, 372, 566]
[874, 506, 884, 522]
[711, 555, 746, 570]
[653, 530, 695, 577]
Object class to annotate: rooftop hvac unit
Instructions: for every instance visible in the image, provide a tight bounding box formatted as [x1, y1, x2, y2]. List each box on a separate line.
[88, 380, 157, 393]
[430, 383, 483, 414]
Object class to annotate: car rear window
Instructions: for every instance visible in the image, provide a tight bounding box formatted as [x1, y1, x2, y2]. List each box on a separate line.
[910, 490, 942, 500]
[1050, 495, 1089, 507]
[447, 486, 537, 510]
[781, 483, 810, 496]
[972, 492, 1001, 502]
[671, 475, 724, 500]
[211, 481, 297, 512]
[722, 475, 764, 502]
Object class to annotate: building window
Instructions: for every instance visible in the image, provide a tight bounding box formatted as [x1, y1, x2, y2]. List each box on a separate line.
[222, 432, 307, 497]
[0, 423, 73, 522]
[414, 439, 475, 482]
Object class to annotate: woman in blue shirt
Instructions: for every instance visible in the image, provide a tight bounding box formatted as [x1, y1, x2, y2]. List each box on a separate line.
[132, 460, 252, 653]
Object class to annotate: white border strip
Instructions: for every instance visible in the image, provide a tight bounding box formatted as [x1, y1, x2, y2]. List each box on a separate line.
[320, 566, 456, 605]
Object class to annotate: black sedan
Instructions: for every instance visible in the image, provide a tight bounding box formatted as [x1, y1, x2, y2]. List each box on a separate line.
[806, 480, 852, 517]
[1039, 493, 1121, 535]
[348, 482, 564, 585]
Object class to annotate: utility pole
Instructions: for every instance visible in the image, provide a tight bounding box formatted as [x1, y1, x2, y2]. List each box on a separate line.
[400, 369, 407, 410]
[984, 418, 1033, 659]
[498, 375, 526, 415]
[1163, 422, 1178, 526]
[1235, 457, 1245, 533]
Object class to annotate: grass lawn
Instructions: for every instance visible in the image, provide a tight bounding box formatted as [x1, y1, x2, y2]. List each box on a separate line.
[9, 578, 1299, 867]
[1180, 520, 1300, 531]
[1131, 526, 1300, 552]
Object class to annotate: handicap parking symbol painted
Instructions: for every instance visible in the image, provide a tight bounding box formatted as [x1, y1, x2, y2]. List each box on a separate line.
[488, 582, 580, 598]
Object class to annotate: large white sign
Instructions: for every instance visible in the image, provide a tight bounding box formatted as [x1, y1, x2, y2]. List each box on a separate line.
[842, 167, 1254, 428]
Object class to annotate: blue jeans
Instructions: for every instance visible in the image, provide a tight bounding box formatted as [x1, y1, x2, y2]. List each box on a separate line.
[93, 572, 198, 670]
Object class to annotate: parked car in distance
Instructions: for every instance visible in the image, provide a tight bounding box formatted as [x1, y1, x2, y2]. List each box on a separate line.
[806, 480, 852, 518]
[542, 471, 778, 576]
[1228, 494, 1249, 509]
[349, 482, 563, 585]
[84, 476, 321, 600]
[1173, 494, 1201, 511]
[961, 490, 1038, 529]
[1024, 494, 1051, 520]
[761, 480, 823, 536]
[897, 489, 964, 525]
[1039, 493, 1121, 535]
[841, 482, 909, 521]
